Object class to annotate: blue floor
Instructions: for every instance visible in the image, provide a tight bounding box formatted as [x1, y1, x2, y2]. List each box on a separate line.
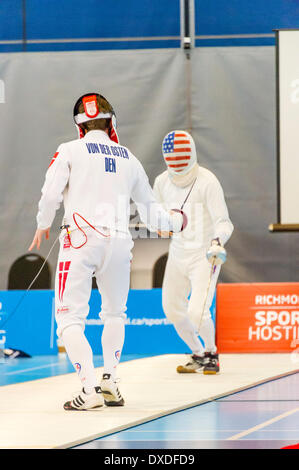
[1, 355, 298, 449]
[0, 354, 148, 386]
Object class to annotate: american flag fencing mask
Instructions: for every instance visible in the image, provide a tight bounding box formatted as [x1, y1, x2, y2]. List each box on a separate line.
[162, 130, 197, 176]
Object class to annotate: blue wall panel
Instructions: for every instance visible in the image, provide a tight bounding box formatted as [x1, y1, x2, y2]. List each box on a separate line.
[26, 0, 180, 39]
[0, 290, 56, 355]
[1, 0, 299, 51]
[0, 0, 181, 51]
[195, 37, 276, 47]
[24, 39, 180, 52]
[0, 289, 216, 356]
[0, 0, 23, 40]
[195, 0, 299, 35]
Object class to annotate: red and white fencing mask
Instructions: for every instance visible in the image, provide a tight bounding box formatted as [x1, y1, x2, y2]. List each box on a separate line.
[73, 93, 119, 143]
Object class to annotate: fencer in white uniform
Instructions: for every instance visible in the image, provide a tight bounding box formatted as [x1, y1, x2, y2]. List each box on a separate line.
[29, 94, 184, 410]
[153, 130, 233, 374]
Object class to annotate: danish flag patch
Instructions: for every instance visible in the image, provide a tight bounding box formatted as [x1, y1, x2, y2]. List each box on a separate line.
[49, 152, 59, 168]
[58, 261, 71, 302]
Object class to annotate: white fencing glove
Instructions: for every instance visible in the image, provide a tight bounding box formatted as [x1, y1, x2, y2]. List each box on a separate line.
[206, 238, 227, 265]
[157, 209, 188, 238]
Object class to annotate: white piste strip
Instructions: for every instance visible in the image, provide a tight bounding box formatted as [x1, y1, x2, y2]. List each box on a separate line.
[6, 362, 62, 375]
[1, 354, 298, 449]
[227, 407, 299, 441]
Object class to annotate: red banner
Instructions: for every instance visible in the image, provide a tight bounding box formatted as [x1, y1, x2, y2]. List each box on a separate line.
[216, 283, 299, 353]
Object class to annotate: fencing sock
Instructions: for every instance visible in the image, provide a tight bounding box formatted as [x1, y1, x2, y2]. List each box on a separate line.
[62, 324, 97, 394]
[198, 316, 217, 353]
[101, 316, 125, 379]
[174, 317, 205, 356]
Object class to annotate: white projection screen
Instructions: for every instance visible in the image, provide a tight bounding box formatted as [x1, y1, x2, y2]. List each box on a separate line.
[272, 29, 299, 231]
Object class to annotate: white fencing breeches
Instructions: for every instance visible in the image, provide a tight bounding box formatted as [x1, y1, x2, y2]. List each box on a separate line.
[55, 229, 133, 338]
[162, 247, 220, 353]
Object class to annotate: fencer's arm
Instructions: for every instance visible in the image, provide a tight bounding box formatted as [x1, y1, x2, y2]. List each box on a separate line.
[205, 176, 234, 246]
[36, 145, 70, 230]
[131, 161, 183, 233]
[152, 176, 163, 203]
[152, 176, 171, 237]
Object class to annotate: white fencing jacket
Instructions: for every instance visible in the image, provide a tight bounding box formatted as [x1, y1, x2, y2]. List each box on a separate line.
[36, 130, 182, 234]
[153, 166, 234, 251]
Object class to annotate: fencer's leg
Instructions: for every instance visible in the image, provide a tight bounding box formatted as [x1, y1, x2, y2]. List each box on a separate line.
[199, 317, 217, 353]
[55, 239, 102, 407]
[162, 254, 204, 356]
[174, 317, 205, 356]
[199, 264, 221, 374]
[95, 236, 132, 406]
[62, 324, 104, 411]
[101, 316, 125, 379]
[188, 259, 220, 354]
[62, 324, 97, 393]
[96, 237, 131, 377]
[175, 319, 208, 373]
[100, 317, 125, 406]
[199, 264, 220, 354]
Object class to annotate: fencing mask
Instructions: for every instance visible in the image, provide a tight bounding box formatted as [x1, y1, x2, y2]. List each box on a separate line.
[162, 130, 198, 187]
[73, 93, 119, 143]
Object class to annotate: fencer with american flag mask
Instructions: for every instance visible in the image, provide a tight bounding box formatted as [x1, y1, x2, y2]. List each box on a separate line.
[153, 130, 233, 374]
[29, 94, 186, 411]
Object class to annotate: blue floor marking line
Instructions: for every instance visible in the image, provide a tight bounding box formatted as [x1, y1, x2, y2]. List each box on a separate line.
[5, 363, 62, 375]
[227, 407, 299, 441]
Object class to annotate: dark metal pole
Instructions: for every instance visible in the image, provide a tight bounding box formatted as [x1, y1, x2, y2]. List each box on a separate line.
[275, 30, 281, 224]
[183, 0, 191, 56]
[22, 0, 27, 52]
[182, 0, 192, 133]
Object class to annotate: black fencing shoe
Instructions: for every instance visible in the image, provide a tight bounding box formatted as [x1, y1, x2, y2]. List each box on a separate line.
[203, 353, 220, 375]
[100, 373, 125, 406]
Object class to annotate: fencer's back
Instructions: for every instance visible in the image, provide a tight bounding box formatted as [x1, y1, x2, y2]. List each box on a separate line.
[62, 130, 138, 230]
